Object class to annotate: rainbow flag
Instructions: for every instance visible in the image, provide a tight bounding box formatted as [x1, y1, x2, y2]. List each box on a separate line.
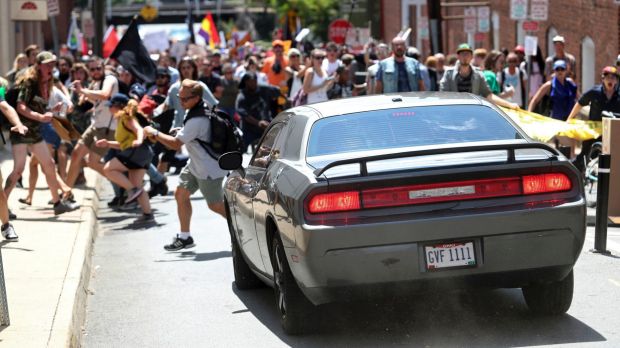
[198, 12, 220, 48]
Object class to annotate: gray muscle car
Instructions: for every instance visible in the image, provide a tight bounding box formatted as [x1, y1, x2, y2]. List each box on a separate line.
[219, 92, 586, 334]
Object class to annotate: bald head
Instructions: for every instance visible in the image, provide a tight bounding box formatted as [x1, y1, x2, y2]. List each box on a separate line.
[391, 37, 407, 58]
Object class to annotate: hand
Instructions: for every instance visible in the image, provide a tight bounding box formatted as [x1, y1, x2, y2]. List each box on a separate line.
[131, 139, 142, 148]
[258, 120, 270, 129]
[95, 139, 108, 148]
[10, 124, 28, 135]
[508, 102, 520, 110]
[71, 80, 83, 93]
[143, 125, 155, 135]
[40, 112, 53, 123]
[51, 102, 63, 114]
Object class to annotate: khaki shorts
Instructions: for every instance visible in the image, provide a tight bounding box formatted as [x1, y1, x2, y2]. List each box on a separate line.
[80, 125, 115, 157]
[178, 166, 224, 205]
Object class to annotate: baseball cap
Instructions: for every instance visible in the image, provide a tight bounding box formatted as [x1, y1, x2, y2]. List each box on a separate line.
[456, 43, 473, 54]
[514, 45, 525, 54]
[36, 51, 57, 64]
[602, 66, 618, 76]
[105, 93, 129, 107]
[272, 39, 284, 48]
[128, 84, 147, 101]
[156, 67, 170, 77]
[552, 35, 565, 43]
[287, 48, 301, 58]
[553, 60, 567, 70]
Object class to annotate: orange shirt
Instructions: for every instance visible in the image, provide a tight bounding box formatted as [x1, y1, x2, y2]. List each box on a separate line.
[262, 55, 289, 87]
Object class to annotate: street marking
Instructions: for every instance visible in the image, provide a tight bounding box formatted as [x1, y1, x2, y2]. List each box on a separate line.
[609, 279, 620, 288]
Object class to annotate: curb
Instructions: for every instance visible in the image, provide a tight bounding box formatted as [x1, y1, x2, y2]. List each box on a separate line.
[46, 173, 102, 348]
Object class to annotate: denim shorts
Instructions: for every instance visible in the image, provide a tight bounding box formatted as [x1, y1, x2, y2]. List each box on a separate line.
[41, 123, 61, 150]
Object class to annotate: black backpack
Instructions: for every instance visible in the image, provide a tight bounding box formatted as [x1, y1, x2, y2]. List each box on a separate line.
[184, 105, 244, 159]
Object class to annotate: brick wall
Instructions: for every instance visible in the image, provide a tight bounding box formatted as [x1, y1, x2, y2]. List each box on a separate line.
[381, 0, 620, 89]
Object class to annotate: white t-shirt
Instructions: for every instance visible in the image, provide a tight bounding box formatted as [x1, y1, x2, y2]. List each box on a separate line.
[501, 68, 528, 106]
[48, 87, 72, 114]
[176, 116, 228, 180]
[90, 75, 119, 129]
[322, 59, 342, 76]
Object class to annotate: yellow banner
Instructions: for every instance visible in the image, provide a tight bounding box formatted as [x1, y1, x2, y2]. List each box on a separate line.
[500, 107, 601, 142]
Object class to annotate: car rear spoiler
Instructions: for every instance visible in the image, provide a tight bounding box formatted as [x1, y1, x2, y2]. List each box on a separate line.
[313, 141, 562, 177]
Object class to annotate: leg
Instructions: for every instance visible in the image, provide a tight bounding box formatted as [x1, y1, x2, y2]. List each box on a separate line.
[22, 155, 39, 204]
[66, 142, 89, 187]
[128, 169, 151, 214]
[29, 142, 61, 202]
[85, 151, 106, 175]
[4, 143, 29, 199]
[207, 202, 227, 219]
[102, 158, 134, 190]
[0, 171, 9, 224]
[57, 143, 69, 181]
[175, 186, 192, 232]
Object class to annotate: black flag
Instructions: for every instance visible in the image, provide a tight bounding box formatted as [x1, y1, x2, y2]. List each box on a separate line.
[109, 17, 157, 84]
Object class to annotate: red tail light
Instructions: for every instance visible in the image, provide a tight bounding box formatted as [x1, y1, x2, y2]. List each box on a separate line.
[306, 173, 572, 214]
[522, 173, 572, 194]
[308, 191, 360, 213]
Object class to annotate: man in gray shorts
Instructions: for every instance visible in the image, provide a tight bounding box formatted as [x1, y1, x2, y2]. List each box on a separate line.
[144, 79, 226, 251]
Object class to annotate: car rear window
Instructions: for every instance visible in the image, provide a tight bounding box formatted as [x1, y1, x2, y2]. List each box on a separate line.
[306, 105, 522, 157]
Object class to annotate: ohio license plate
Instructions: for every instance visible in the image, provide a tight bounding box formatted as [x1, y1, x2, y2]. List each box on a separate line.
[425, 241, 476, 270]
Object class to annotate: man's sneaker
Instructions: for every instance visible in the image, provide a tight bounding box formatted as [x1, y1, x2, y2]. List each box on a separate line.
[118, 201, 139, 211]
[133, 213, 155, 225]
[125, 187, 144, 205]
[54, 200, 79, 215]
[8, 209, 16, 220]
[164, 235, 195, 251]
[1, 224, 18, 242]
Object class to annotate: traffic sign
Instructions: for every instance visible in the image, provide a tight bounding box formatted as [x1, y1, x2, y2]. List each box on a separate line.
[530, 0, 548, 21]
[474, 33, 486, 42]
[47, 0, 60, 16]
[328, 19, 352, 45]
[522, 20, 539, 32]
[463, 7, 477, 34]
[510, 0, 528, 20]
[477, 6, 490, 33]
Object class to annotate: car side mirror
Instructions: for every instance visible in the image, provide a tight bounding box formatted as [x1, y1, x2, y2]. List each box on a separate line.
[219, 152, 243, 170]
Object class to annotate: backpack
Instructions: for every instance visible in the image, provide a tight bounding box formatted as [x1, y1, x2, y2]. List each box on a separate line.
[184, 105, 244, 159]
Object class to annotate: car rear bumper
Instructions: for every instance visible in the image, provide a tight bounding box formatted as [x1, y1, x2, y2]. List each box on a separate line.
[290, 202, 585, 305]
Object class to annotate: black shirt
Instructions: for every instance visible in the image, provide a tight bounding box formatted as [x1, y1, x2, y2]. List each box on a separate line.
[578, 84, 620, 121]
[199, 73, 222, 94]
[456, 70, 473, 93]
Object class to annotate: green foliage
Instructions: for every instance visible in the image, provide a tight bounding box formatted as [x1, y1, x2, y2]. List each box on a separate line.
[267, 0, 340, 42]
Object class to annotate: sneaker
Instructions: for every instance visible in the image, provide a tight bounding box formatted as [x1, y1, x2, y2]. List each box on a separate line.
[133, 213, 155, 224]
[125, 187, 144, 205]
[107, 196, 123, 208]
[164, 235, 195, 251]
[118, 201, 139, 211]
[8, 209, 16, 220]
[148, 178, 168, 198]
[54, 200, 79, 215]
[1, 223, 18, 242]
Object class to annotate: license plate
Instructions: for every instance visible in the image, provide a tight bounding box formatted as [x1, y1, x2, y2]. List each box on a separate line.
[425, 241, 476, 270]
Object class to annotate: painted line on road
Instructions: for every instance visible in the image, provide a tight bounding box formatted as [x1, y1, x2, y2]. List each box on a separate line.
[609, 279, 620, 288]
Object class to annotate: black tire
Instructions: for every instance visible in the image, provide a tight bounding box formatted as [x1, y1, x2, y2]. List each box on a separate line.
[226, 209, 263, 290]
[522, 270, 574, 315]
[271, 234, 316, 335]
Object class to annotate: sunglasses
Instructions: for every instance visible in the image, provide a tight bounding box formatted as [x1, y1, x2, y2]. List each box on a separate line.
[289, 55, 300, 58]
[177, 94, 197, 102]
[89, 66, 103, 72]
[313, 56, 325, 60]
[156, 75, 169, 79]
[555, 67, 566, 71]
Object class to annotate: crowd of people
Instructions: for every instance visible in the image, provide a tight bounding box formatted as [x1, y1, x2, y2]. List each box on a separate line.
[0, 32, 619, 249]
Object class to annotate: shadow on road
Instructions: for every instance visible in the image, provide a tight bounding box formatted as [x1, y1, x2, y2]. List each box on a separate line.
[155, 250, 232, 262]
[233, 284, 606, 347]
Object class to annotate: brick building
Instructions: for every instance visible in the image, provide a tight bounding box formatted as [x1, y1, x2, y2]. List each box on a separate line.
[380, 0, 620, 92]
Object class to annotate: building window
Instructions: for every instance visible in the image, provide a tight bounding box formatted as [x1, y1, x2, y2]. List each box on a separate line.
[492, 11, 500, 50]
[547, 26, 558, 57]
[581, 36, 595, 92]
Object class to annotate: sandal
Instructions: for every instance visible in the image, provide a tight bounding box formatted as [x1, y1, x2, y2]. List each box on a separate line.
[63, 191, 76, 203]
[18, 198, 32, 206]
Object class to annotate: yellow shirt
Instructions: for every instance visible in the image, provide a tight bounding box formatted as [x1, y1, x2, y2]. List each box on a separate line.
[114, 114, 136, 151]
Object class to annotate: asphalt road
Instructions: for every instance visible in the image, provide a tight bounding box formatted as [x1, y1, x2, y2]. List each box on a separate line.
[83, 175, 620, 347]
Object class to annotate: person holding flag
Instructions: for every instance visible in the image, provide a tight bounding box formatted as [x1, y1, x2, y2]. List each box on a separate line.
[198, 12, 220, 49]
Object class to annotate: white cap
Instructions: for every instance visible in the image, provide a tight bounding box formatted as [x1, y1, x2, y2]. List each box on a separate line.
[552, 35, 565, 43]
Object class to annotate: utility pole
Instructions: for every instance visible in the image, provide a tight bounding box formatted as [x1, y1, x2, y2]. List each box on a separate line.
[427, 0, 443, 54]
[93, 0, 105, 57]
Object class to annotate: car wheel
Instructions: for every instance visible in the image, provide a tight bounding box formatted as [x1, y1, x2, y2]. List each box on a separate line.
[522, 270, 574, 315]
[226, 209, 263, 290]
[271, 234, 316, 335]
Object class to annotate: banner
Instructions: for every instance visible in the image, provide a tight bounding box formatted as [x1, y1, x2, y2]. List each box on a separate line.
[500, 107, 601, 142]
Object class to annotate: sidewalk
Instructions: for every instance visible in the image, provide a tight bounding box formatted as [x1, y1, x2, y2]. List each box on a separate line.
[0, 145, 100, 347]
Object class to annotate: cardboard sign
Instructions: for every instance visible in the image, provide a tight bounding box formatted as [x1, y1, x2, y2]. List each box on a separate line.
[11, 0, 48, 21]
